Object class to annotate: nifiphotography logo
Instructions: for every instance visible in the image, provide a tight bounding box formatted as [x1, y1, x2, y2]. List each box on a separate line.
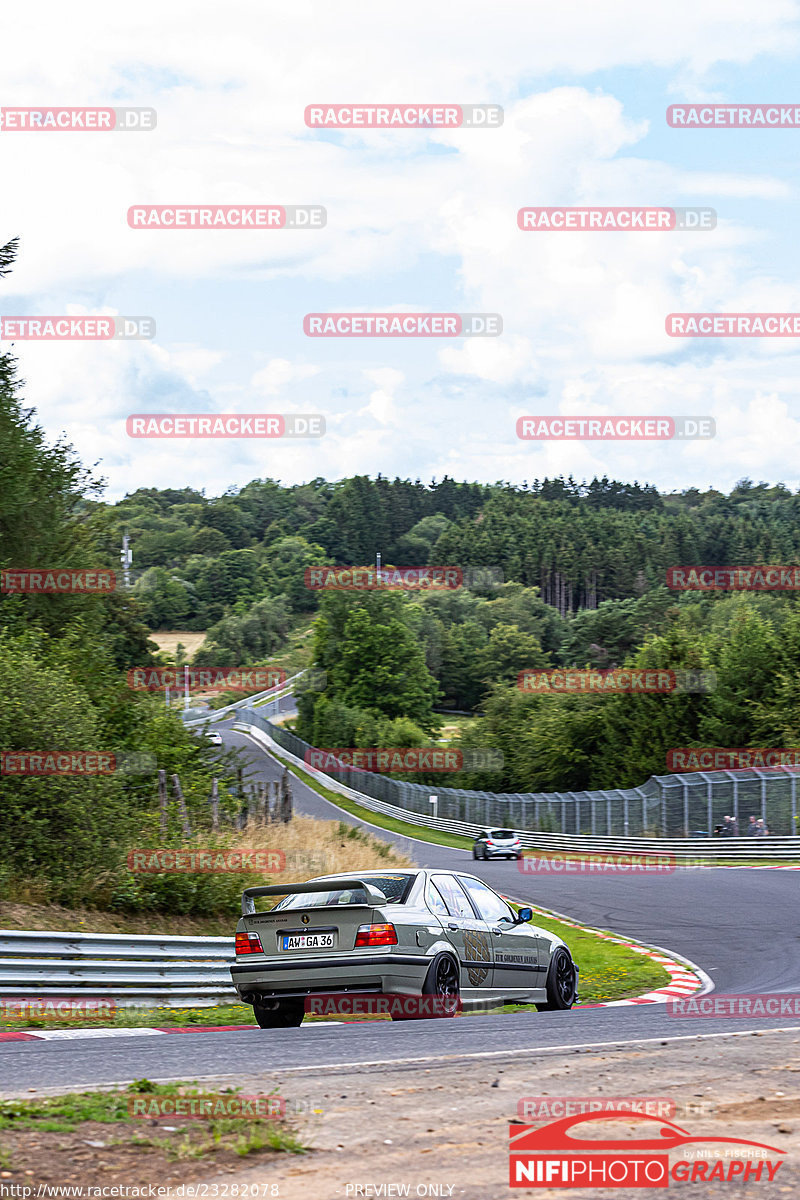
[509, 1111, 785, 1188]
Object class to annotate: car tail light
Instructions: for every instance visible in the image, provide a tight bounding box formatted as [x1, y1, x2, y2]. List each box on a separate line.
[235, 931, 264, 955]
[354, 923, 398, 947]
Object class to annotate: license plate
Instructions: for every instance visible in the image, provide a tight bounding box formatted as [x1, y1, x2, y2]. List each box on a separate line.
[282, 932, 335, 951]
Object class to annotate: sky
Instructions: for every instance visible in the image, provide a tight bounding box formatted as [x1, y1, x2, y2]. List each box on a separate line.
[3, 0, 800, 501]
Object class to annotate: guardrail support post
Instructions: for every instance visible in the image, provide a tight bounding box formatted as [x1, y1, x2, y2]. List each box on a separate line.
[171, 774, 191, 838]
[707, 779, 713, 835]
[158, 769, 168, 835]
[210, 778, 219, 831]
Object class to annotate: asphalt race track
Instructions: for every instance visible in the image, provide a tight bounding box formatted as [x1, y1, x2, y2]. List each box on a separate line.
[2, 724, 799, 1092]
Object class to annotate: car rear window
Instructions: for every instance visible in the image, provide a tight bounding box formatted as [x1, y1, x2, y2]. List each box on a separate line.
[272, 874, 415, 910]
[490, 830, 515, 839]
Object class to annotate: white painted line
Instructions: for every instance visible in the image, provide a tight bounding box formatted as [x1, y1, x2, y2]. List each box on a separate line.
[30, 1028, 168, 1040]
[236, 1026, 800, 1075]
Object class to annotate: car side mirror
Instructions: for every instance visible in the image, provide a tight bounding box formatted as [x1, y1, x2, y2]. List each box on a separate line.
[515, 907, 533, 924]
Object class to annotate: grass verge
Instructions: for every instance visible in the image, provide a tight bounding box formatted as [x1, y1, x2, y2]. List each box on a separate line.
[0, 1080, 306, 1186]
[261, 748, 475, 850]
[508, 906, 673, 1006]
[265, 751, 800, 867]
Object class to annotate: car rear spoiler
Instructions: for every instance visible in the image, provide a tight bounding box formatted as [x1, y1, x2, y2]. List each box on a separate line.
[241, 877, 389, 916]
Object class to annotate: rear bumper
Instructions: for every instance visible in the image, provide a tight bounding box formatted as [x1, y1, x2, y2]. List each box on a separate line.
[230, 952, 431, 1002]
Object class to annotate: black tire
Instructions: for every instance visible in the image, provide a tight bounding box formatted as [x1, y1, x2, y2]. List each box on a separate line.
[391, 953, 460, 1020]
[535, 948, 578, 1011]
[472, 847, 479, 859]
[253, 998, 305, 1028]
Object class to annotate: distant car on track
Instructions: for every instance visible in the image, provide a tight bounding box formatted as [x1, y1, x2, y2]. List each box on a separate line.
[473, 828, 523, 860]
[205, 730, 223, 745]
[231, 869, 578, 1028]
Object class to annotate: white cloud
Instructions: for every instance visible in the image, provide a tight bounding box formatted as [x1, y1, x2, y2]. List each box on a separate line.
[4, 1, 800, 499]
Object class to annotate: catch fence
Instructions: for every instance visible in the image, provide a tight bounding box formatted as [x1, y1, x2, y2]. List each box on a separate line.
[236, 709, 799, 838]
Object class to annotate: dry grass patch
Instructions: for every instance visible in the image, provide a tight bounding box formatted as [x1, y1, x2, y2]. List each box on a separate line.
[148, 630, 207, 658]
[0, 815, 412, 936]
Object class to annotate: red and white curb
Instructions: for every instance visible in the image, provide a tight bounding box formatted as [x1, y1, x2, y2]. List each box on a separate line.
[0, 911, 709, 1042]
[710, 862, 800, 870]
[0, 1020, 348, 1042]
[519, 904, 709, 1008]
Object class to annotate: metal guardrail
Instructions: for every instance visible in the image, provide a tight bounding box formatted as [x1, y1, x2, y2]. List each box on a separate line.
[235, 719, 800, 860]
[0, 930, 237, 1008]
[181, 670, 307, 729]
[234, 707, 800, 840]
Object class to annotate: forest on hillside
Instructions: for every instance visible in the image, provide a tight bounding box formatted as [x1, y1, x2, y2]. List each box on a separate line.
[3, 229, 800, 898]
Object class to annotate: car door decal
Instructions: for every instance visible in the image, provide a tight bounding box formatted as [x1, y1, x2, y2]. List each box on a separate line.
[463, 928, 491, 986]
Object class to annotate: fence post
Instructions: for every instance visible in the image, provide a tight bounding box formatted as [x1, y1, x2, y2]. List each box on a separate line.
[248, 785, 260, 827]
[707, 778, 713, 835]
[210, 778, 219, 831]
[170, 774, 192, 838]
[281, 768, 292, 823]
[636, 788, 647, 834]
[158, 769, 168, 835]
[731, 775, 738, 832]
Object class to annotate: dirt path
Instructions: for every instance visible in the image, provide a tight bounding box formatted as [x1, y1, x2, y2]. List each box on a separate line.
[155, 1028, 800, 1199]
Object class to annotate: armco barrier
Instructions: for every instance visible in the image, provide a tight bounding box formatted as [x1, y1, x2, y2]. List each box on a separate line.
[234, 715, 800, 859]
[0, 930, 237, 1007]
[181, 670, 307, 729]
